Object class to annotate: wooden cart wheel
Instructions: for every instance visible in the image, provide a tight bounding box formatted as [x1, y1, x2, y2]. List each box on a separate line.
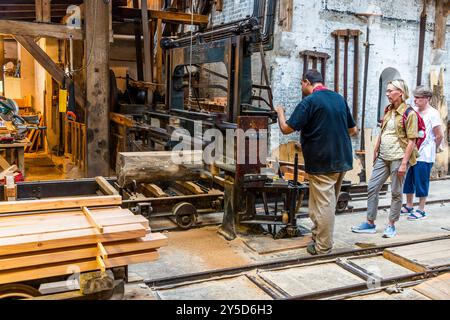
[0, 284, 41, 299]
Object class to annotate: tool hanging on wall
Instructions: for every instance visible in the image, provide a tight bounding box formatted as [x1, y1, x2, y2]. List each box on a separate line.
[331, 29, 362, 123]
[299, 50, 330, 97]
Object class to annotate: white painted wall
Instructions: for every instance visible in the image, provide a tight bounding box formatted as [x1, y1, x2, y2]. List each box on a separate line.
[213, 0, 450, 151]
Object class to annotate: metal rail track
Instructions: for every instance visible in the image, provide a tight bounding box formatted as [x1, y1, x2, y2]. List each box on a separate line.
[145, 234, 450, 299]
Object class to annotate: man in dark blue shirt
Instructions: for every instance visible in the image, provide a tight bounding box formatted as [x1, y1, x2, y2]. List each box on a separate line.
[275, 69, 357, 255]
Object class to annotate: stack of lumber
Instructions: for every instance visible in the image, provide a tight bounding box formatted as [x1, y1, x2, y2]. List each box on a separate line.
[25, 114, 44, 153]
[0, 195, 167, 285]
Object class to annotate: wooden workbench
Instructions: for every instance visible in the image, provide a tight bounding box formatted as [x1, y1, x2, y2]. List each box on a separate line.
[0, 138, 31, 178]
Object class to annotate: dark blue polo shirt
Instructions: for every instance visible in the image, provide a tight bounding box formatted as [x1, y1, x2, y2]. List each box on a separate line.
[286, 89, 356, 174]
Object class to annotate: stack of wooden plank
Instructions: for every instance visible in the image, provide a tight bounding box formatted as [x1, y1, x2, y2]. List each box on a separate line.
[25, 114, 44, 153]
[0, 195, 167, 285]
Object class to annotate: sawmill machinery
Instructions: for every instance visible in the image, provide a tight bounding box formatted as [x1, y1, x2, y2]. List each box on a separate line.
[109, 14, 318, 240]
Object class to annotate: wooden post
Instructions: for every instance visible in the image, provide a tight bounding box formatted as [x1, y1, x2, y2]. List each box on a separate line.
[0, 36, 4, 96]
[85, 0, 111, 176]
[434, 0, 449, 50]
[141, 0, 153, 104]
[35, 0, 43, 22]
[278, 0, 293, 31]
[42, 0, 52, 23]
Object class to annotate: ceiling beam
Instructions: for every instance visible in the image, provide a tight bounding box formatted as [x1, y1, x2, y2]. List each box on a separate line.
[112, 7, 209, 25]
[14, 35, 85, 108]
[0, 19, 83, 40]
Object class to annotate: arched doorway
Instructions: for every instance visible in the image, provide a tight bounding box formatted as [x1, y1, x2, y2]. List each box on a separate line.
[378, 67, 401, 122]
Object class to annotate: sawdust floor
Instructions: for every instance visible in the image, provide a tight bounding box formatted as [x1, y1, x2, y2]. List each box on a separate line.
[24, 152, 85, 181]
[130, 201, 450, 284]
[130, 226, 255, 281]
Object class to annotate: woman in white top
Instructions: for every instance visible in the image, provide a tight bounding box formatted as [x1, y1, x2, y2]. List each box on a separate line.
[402, 86, 444, 219]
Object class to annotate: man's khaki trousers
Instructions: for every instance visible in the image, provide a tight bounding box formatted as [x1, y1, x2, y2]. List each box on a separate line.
[308, 172, 345, 254]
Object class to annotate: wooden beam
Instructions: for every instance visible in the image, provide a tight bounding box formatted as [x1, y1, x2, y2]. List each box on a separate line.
[0, 195, 122, 214]
[434, 0, 449, 49]
[113, 7, 209, 25]
[95, 176, 119, 195]
[141, 0, 153, 104]
[85, 0, 110, 177]
[82, 206, 104, 233]
[0, 250, 159, 285]
[13, 35, 85, 108]
[0, 20, 83, 40]
[0, 36, 4, 96]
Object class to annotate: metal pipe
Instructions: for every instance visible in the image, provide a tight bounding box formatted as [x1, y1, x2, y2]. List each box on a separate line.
[360, 24, 370, 151]
[416, 1, 427, 86]
[334, 35, 340, 92]
[343, 31, 349, 100]
[353, 34, 359, 123]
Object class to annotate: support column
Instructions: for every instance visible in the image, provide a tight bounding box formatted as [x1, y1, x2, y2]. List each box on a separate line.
[85, 0, 111, 176]
[0, 36, 4, 96]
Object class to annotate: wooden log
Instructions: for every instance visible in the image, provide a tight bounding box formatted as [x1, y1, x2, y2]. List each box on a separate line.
[0, 195, 122, 214]
[116, 150, 204, 186]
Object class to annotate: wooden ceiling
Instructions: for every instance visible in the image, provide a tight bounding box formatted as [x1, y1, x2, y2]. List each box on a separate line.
[0, 0, 127, 23]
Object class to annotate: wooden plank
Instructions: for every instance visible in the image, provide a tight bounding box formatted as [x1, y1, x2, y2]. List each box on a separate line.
[0, 211, 148, 237]
[383, 239, 450, 272]
[95, 176, 119, 195]
[0, 206, 127, 227]
[0, 20, 83, 40]
[413, 273, 450, 300]
[97, 242, 108, 259]
[0, 233, 167, 271]
[96, 255, 106, 272]
[0, 195, 122, 214]
[0, 165, 17, 180]
[82, 207, 104, 233]
[0, 250, 159, 285]
[113, 7, 209, 25]
[0, 223, 147, 256]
